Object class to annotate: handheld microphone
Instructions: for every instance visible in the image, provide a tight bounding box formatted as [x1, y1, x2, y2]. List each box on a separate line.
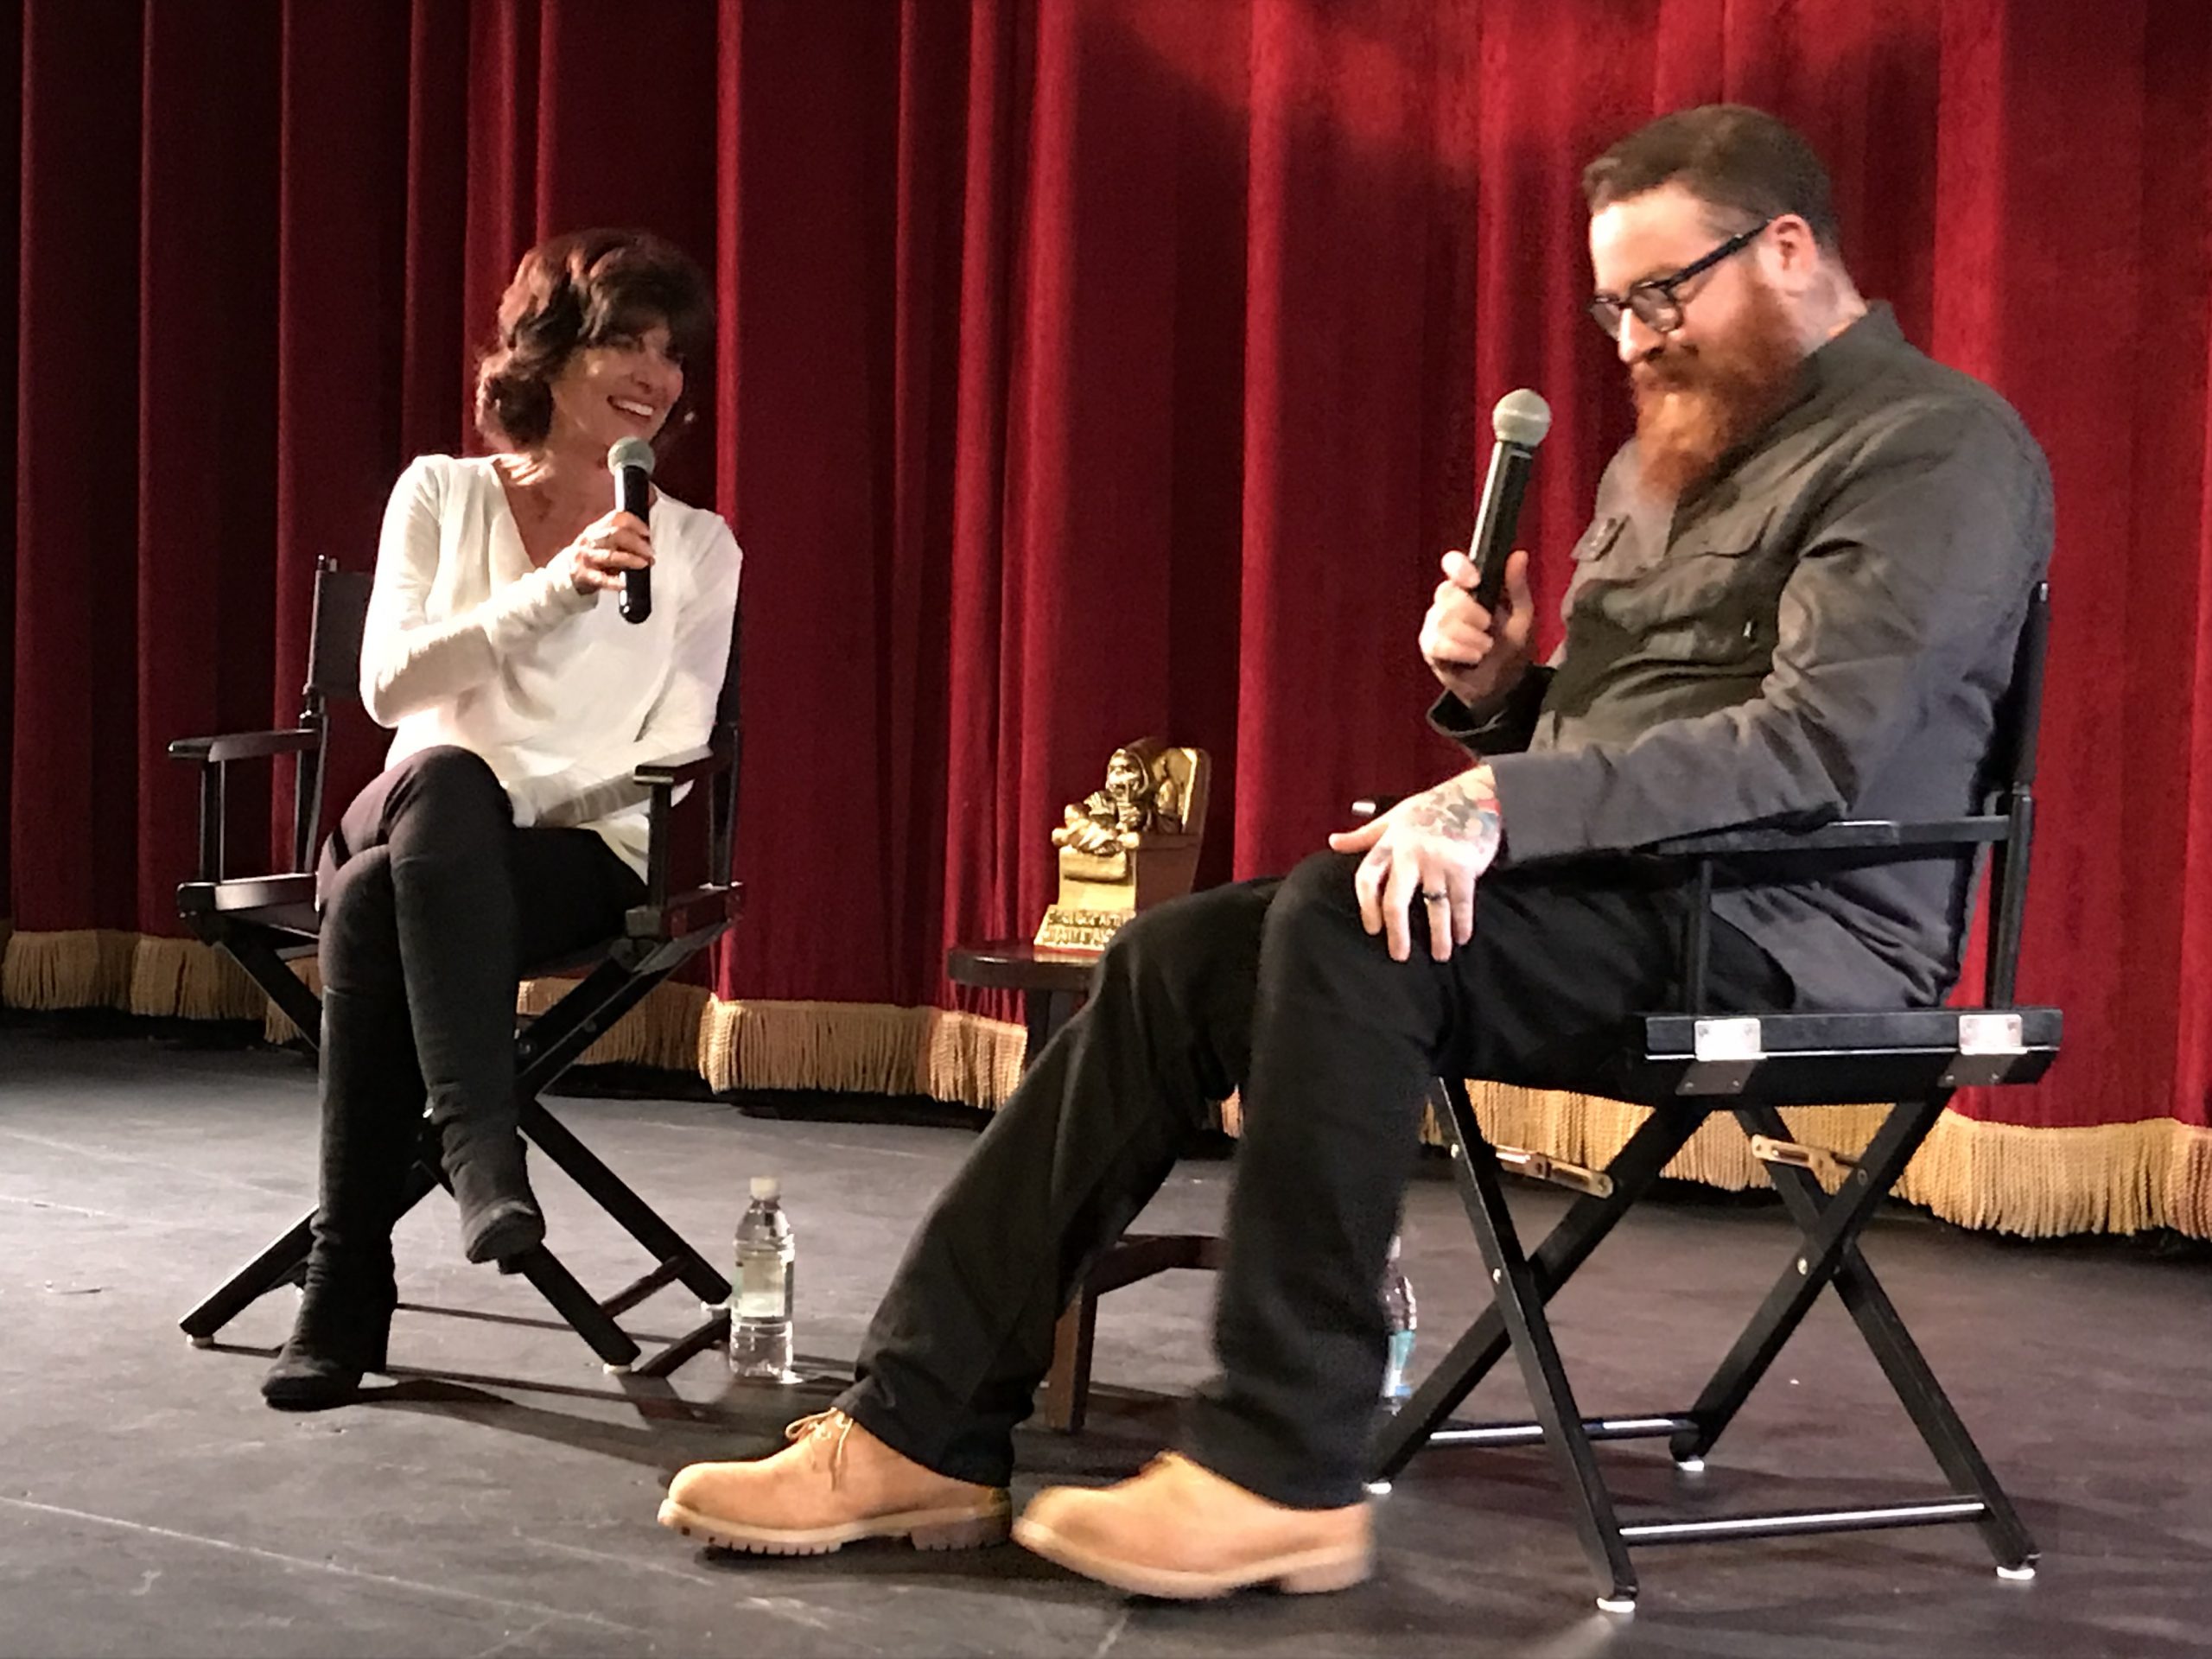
[1468, 389, 1553, 613]
[608, 436, 655, 625]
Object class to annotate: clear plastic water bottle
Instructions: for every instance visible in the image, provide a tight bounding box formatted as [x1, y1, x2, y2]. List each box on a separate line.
[1379, 1234, 1417, 1405]
[728, 1175, 798, 1382]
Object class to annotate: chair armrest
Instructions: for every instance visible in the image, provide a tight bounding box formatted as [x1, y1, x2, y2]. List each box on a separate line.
[172, 726, 324, 885]
[631, 741, 730, 789]
[1351, 788, 2005, 858]
[168, 728, 320, 763]
[625, 882, 743, 944]
[636, 735, 739, 907]
[1642, 817, 2009, 860]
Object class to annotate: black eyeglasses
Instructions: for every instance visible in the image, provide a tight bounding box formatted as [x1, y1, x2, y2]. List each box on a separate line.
[1587, 218, 1773, 339]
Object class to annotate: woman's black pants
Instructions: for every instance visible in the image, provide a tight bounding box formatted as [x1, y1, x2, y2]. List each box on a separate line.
[305, 747, 644, 1281]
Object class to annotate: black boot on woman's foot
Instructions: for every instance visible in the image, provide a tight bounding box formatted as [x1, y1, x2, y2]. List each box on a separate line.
[445, 1128, 544, 1264]
[460, 1193, 543, 1264]
[261, 1272, 397, 1411]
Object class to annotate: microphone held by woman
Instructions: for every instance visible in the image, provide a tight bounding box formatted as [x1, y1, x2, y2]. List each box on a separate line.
[611, 435, 656, 624]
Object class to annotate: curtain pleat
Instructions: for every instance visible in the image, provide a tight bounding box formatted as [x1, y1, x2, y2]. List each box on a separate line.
[15, 1, 147, 983]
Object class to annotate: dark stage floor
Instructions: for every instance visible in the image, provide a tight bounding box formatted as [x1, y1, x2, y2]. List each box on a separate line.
[4, 1020, 2210, 1658]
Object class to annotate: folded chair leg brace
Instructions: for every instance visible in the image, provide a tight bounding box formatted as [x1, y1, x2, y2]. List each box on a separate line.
[1693, 1099, 2038, 1571]
[181, 945, 732, 1379]
[1368, 1076, 2039, 1611]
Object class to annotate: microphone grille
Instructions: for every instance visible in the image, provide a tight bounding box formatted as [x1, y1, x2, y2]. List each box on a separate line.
[607, 436, 657, 474]
[1492, 389, 1553, 448]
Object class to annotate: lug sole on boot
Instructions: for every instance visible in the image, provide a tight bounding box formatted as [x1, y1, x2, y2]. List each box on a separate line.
[461, 1198, 543, 1265]
[261, 1346, 390, 1412]
[262, 1367, 368, 1411]
[1011, 1515, 1371, 1599]
[657, 1493, 1011, 1556]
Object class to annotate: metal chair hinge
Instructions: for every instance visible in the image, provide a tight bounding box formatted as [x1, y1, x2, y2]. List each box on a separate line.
[1940, 1012, 2028, 1086]
[1678, 1016, 1764, 1096]
[1749, 1134, 1859, 1187]
[1495, 1146, 1616, 1200]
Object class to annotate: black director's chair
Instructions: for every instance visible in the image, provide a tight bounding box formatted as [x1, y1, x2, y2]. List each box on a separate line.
[1368, 584, 2057, 1611]
[168, 557, 740, 1377]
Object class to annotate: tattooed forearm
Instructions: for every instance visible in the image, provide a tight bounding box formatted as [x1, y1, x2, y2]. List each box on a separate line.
[1405, 766, 1504, 861]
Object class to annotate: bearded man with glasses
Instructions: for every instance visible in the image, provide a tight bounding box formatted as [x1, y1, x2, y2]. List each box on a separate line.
[655, 104, 2053, 1606]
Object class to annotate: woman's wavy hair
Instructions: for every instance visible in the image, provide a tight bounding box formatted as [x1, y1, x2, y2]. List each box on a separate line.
[474, 227, 713, 453]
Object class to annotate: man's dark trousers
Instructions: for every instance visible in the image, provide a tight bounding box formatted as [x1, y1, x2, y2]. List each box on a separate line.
[837, 849, 1792, 1507]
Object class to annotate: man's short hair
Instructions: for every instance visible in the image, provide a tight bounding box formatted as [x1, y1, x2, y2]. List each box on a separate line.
[1583, 105, 1841, 255]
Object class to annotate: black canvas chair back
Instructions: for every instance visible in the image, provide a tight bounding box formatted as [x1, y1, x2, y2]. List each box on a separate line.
[292, 562, 373, 872]
[1983, 582, 2047, 1006]
[169, 556, 745, 1378]
[1367, 583, 2058, 1611]
[167, 560, 372, 950]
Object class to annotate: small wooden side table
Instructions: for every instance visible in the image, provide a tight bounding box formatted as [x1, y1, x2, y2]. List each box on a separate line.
[945, 940, 1094, 1066]
[947, 936, 1221, 1433]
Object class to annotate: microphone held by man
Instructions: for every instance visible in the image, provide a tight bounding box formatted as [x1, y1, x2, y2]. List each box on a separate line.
[1422, 389, 1551, 715]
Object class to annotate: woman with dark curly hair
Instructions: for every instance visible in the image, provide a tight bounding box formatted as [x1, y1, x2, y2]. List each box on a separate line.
[263, 228, 741, 1409]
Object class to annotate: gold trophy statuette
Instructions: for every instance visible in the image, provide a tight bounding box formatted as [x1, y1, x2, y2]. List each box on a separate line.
[1035, 739, 1211, 954]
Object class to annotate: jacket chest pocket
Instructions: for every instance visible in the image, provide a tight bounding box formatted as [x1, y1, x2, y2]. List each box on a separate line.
[1599, 514, 1787, 665]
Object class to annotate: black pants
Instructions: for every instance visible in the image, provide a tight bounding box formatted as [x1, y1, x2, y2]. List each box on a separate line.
[836, 850, 1793, 1509]
[308, 747, 645, 1271]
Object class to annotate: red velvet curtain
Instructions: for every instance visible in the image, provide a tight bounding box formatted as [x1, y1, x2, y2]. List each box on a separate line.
[6, 3, 2209, 1229]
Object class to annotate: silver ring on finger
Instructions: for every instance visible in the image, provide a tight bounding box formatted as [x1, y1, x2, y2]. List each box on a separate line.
[1421, 890, 1449, 904]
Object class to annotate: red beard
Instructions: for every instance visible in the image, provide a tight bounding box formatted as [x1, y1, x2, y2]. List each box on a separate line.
[1630, 276, 1806, 499]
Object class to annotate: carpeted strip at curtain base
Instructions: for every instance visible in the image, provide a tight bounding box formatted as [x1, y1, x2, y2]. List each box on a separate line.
[1, 928, 142, 1011]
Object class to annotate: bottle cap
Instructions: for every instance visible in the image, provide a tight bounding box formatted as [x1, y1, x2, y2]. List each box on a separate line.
[750, 1175, 780, 1200]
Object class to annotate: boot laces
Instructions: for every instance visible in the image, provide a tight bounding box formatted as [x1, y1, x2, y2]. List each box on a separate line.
[784, 1409, 858, 1487]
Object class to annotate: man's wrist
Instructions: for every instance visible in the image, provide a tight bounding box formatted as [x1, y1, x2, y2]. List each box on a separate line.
[1404, 765, 1506, 865]
[1469, 764, 1506, 861]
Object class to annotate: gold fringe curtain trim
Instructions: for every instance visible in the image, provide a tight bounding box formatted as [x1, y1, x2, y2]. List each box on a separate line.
[2, 927, 282, 1020]
[1454, 1086, 1893, 1193]
[1007, 1078, 2212, 1240]
[1900, 1112, 2212, 1240]
[698, 998, 1026, 1109]
[260, 958, 711, 1072]
[2, 928, 143, 1011]
[264, 957, 318, 1045]
[1442, 1084, 2212, 1240]
[514, 976, 710, 1073]
[125, 937, 270, 1020]
[8, 925, 2208, 1241]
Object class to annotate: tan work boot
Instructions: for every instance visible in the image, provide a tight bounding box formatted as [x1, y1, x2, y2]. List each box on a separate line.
[1014, 1451, 1371, 1599]
[658, 1409, 1011, 1555]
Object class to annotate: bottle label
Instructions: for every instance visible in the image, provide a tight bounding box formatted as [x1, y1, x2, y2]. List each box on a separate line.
[1383, 1329, 1417, 1400]
[736, 1253, 788, 1319]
